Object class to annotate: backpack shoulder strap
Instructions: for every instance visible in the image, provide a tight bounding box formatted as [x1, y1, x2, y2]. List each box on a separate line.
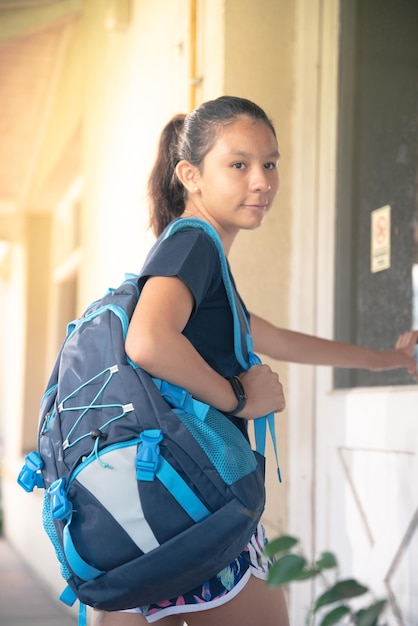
[165, 218, 252, 369]
[165, 218, 281, 480]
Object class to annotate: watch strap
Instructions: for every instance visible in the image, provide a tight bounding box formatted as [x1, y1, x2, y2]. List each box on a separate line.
[226, 376, 247, 415]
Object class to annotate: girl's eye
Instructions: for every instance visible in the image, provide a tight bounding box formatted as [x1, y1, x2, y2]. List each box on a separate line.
[264, 162, 277, 170]
[232, 162, 246, 169]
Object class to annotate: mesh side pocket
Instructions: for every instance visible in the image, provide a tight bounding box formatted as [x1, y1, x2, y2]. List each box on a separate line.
[42, 492, 72, 581]
[178, 407, 257, 484]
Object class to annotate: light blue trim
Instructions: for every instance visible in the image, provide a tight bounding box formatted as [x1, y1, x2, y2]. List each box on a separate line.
[127, 356, 139, 369]
[60, 585, 78, 606]
[67, 304, 130, 342]
[166, 218, 250, 369]
[248, 351, 281, 478]
[17, 451, 44, 492]
[165, 218, 282, 480]
[78, 602, 87, 626]
[59, 586, 87, 626]
[157, 457, 211, 522]
[253, 417, 267, 456]
[153, 378, 210, 420]
[136, 430, 163, 481]
[59, 364, 132, 448]
[266, 413, 282, 482]
[40, 383, 58, 404]
[121, 276, 140, 297]
[125, 272, 139, 280]
[49, 477, 72, 520]
[254, 413, 282, 482]
[63, 519, 105, 580]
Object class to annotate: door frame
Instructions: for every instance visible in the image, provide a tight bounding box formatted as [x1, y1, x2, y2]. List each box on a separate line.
[289, 0, 418, 622]
[288, 0, 339, 619]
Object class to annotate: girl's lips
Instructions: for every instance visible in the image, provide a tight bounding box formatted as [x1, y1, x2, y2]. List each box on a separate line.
[245, 204, 268, 210]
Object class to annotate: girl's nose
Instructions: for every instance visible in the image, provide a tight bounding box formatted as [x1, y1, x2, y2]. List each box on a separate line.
[250, 175, 272, 192]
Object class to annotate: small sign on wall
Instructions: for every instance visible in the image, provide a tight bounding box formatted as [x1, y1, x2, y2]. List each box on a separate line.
[371, 205, 391, 273]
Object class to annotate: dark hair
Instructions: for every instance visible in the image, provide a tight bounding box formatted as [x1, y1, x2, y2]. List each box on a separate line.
[148, 96, 276, 235]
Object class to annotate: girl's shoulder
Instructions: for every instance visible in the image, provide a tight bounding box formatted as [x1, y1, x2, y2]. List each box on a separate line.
[139, 223, 222, 304]
[144, 223, 220, 272]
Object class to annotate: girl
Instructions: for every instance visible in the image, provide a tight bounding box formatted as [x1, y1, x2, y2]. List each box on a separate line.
[92, 96, 417, 626]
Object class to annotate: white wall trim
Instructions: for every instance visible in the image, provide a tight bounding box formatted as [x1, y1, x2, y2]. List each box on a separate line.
[288, 0, 339, 619]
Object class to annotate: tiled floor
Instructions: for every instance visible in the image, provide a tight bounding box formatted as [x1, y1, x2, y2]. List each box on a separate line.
[0, 538, 77, 626]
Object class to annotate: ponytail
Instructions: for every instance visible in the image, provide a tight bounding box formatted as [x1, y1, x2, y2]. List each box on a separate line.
[148, 114, 186, 236]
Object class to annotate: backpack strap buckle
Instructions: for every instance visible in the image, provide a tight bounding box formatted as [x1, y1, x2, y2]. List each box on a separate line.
[153, 378, 210, 420]
[153, 379, 191, 409]
[17, 451, 44, 492]
[136, 429, 163, 481]
[48, 478, 72, 520]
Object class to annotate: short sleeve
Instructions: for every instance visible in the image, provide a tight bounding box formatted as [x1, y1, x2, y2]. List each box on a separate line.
[138, 223, 249, 384]
[139, 229, 222, 311]
[138, 223, 250, 438]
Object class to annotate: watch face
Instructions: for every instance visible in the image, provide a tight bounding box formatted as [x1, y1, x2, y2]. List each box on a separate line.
[230, 376, 247, 401]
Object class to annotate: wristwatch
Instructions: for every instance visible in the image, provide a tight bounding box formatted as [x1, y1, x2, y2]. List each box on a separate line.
[226, 376, 247, 415]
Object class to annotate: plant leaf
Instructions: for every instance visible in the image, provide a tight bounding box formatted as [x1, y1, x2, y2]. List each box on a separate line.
[319, 605, 351, 626]
[264, 535, 299, 558]
[267, 553, 307, 586]
[316, 551, 338, 571]
[313, 579, 369, 612]
[354, 600, 387, 626]
[294, 567, 318, 581]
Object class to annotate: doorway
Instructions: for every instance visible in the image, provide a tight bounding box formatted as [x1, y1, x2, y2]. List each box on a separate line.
[317, 1, 418, 624]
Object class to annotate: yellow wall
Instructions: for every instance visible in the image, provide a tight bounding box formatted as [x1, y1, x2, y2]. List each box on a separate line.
[224, 0, 294, 534]
[80, 0, 195, 303]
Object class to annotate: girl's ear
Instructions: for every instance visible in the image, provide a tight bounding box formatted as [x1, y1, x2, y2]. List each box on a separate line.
[175, 160, 200, 194]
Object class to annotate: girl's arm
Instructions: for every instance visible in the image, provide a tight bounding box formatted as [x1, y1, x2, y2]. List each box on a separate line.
[125, 276, 285, 419]
[250, 313, 418, 375]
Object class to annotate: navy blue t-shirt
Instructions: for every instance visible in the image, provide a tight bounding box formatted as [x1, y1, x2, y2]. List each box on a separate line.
[139, 225, 250, 435]
[140, 226, 248, 379]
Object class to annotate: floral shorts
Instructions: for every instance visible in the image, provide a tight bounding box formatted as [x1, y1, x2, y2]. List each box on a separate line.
[120, 523, 271, 623]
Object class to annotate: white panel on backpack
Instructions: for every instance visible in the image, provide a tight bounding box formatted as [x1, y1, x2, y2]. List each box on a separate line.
[76, 445, 160, 553]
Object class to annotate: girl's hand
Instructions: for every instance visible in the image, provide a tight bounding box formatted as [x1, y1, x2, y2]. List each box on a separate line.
[395, 330, 418, 352]
[394, 330, 418, 377]
[237, 364, 286, 420]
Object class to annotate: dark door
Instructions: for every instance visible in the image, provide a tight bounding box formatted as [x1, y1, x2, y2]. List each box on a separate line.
[334, 0, 418, 388]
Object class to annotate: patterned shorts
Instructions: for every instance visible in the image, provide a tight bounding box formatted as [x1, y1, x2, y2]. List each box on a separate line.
[120, 523, 271, 623]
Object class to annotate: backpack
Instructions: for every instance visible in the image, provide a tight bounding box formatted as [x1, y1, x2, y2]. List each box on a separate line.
[17, 218, 280, 621]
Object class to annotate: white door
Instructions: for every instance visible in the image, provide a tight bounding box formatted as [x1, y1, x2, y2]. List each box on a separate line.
[315, 379, 418, 624]
[289, 1, 418, 624]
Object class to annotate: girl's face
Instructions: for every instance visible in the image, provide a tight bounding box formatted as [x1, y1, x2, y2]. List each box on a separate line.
[187, 115, 280, 248]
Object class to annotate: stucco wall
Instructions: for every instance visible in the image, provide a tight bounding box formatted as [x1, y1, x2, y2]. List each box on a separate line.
[223, 0, 294, 535]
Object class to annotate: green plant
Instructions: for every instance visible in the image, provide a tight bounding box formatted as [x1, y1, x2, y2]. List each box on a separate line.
[265, 535, 387, 626]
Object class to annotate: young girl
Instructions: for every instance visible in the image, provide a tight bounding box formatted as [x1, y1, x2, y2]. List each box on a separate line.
[92, 96, 417, 626]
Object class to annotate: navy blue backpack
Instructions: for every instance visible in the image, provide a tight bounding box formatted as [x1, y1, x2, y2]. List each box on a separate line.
[18, 219, 280, 621]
